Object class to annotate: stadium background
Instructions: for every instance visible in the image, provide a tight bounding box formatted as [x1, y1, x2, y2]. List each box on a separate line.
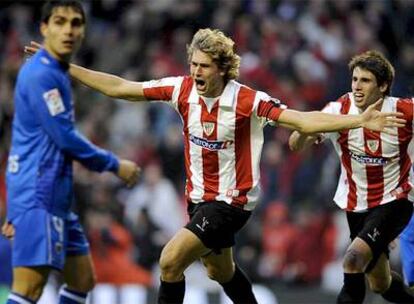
[0, 0, 414, 303]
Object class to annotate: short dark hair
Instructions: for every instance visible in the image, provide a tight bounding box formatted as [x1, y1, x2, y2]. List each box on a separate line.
[41, 0, 85, 24]
[348, 50, 395, 96]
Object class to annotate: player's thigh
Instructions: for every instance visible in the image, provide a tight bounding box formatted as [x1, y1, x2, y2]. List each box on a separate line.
[12, 266, 50, 300]
[201, 247, 234, 283]
[366, 253, 391, 293]
[62, 213, 95, 292]
[160, 228, 210, 272]
[63, 254, 95, 292]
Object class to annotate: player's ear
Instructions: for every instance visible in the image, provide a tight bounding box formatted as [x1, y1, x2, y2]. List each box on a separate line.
[40, 22, 48, 38]
[379, 83, 388, 94]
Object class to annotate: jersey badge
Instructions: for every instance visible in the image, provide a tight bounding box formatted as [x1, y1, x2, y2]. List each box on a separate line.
[366, 139, 379, 153]
[203, 122, 215, 136]
[43, 88, 66, 116]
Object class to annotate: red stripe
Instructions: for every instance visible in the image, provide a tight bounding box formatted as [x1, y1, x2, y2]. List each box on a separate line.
[177, 77, 195, 200]
[397, 98, 413, 197]
[233, 86, 255, 206]
[200, 100, 219, 201]
[143, 86, 174, 100]
[337, 96, 358, 210]
[363, 129, 383, 208]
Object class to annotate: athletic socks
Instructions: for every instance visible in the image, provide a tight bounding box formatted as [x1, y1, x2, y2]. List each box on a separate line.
[158, 279, 185, 304]
[220, 265, 258, 304]
[6, 292, 35, 304]
[337, 273, 366, 304]
[58, 285, 87, 304]
[381, 271, 414, 303]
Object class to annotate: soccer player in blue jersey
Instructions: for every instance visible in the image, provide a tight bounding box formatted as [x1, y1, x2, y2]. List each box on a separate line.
[0, 1, 140, 304]
[401, 213, 414, 290]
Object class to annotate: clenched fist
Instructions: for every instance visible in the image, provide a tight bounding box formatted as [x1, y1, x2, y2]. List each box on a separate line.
[116, 159, 140, 187]
[1, 221, 14, 240]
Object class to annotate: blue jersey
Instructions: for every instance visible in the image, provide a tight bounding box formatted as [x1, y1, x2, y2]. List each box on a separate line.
[401, 212, 414, 242]
[6, 49, 119, 220]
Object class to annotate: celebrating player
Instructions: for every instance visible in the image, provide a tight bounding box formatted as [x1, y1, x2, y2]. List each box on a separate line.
[26, 29, 404, 303]
[2, 1, 139, 304]
[289, 50, 414, 303]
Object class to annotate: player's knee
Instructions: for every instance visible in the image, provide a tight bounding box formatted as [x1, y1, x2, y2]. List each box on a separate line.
[66, 271, 96, 293]
[206, 265, 233, 283]
[12, 278, 47, 301]
[159, 249, 184, 278]
[343, 248, 367, 272]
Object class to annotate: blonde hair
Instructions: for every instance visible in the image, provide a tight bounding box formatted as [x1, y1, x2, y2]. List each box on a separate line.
[348, 50, 395, 95]
[187, 28, 241, 80]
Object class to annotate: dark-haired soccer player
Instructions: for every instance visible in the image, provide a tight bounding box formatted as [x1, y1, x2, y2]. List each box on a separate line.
[290, 50, 414, 304]
[1, 1, 139, 304]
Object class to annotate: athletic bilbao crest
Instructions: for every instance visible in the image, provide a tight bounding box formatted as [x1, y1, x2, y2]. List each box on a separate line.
[367, 139, 379, 153]
[203, 122, 215, 136]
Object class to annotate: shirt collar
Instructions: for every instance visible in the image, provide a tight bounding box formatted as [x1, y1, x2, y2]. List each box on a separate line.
[37, 48, 69, 71]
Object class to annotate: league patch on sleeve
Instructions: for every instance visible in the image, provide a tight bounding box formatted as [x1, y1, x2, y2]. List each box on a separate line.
[43, 88, 65, 116]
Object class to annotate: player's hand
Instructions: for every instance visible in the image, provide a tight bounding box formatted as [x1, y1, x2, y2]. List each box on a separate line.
[1, 221, 15, 240]
[24, 41, 42, 57]
[361, 98, 406, 134]
[116, 159, 140, 187]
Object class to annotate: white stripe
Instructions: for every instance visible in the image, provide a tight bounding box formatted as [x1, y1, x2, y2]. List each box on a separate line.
[9, 293, 33, 304]
[60, 288, 86, 303]
[187, 86, 204, 201]
[217, 86, 237, 204]
[246, 113, 264, 209]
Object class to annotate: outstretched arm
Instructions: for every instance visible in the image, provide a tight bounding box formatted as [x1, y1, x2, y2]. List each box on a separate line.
[277, 99, 405, 134]
[69, 64, 146, 101]
[25, 41, 146, 102]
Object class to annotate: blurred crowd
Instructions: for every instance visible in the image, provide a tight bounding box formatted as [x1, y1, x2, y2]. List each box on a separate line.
[1, 0, 414, 293]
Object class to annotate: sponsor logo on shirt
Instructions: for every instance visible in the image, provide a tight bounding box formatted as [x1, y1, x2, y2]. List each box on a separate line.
[349, 151, 387, 165]
[189, 134, 233, 151]
[43, 88, 65, 116]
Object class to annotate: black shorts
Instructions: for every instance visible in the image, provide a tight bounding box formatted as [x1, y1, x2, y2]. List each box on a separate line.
[185, 201, 251, 253]
[347, 198, 413, 271]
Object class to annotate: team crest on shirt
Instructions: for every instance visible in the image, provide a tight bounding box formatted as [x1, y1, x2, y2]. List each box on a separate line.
[43, 88, 65, 116]
[203, 122, 215, 136]
[366, 139, 379, 153]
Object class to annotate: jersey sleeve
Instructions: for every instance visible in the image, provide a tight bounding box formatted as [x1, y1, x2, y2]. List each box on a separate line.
[318, 101, 341, 141]
[27, 70, 119, 173]
[253, 91, 287, 126]
[141, 76, 184, 109]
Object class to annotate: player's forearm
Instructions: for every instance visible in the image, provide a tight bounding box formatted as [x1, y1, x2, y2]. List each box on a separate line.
[69, 64, 146, 101]
[278, 110, 363, 133]
[296, 111, 362, 133]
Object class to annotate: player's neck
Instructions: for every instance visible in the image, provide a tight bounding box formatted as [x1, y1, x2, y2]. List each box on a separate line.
[43, 45, 72, 64]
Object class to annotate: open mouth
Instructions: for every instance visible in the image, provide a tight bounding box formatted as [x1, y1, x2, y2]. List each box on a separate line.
[195, 79, 206, 91]
[353, 93, 364, 101]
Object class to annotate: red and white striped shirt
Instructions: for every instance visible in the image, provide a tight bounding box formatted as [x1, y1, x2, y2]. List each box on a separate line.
[142, 76, 285, 210]
[322, 93, 414, 212]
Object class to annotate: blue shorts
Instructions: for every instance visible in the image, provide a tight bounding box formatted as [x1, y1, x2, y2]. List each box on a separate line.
[11, 209, 89, 270]
[401, 213, 414, 287]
